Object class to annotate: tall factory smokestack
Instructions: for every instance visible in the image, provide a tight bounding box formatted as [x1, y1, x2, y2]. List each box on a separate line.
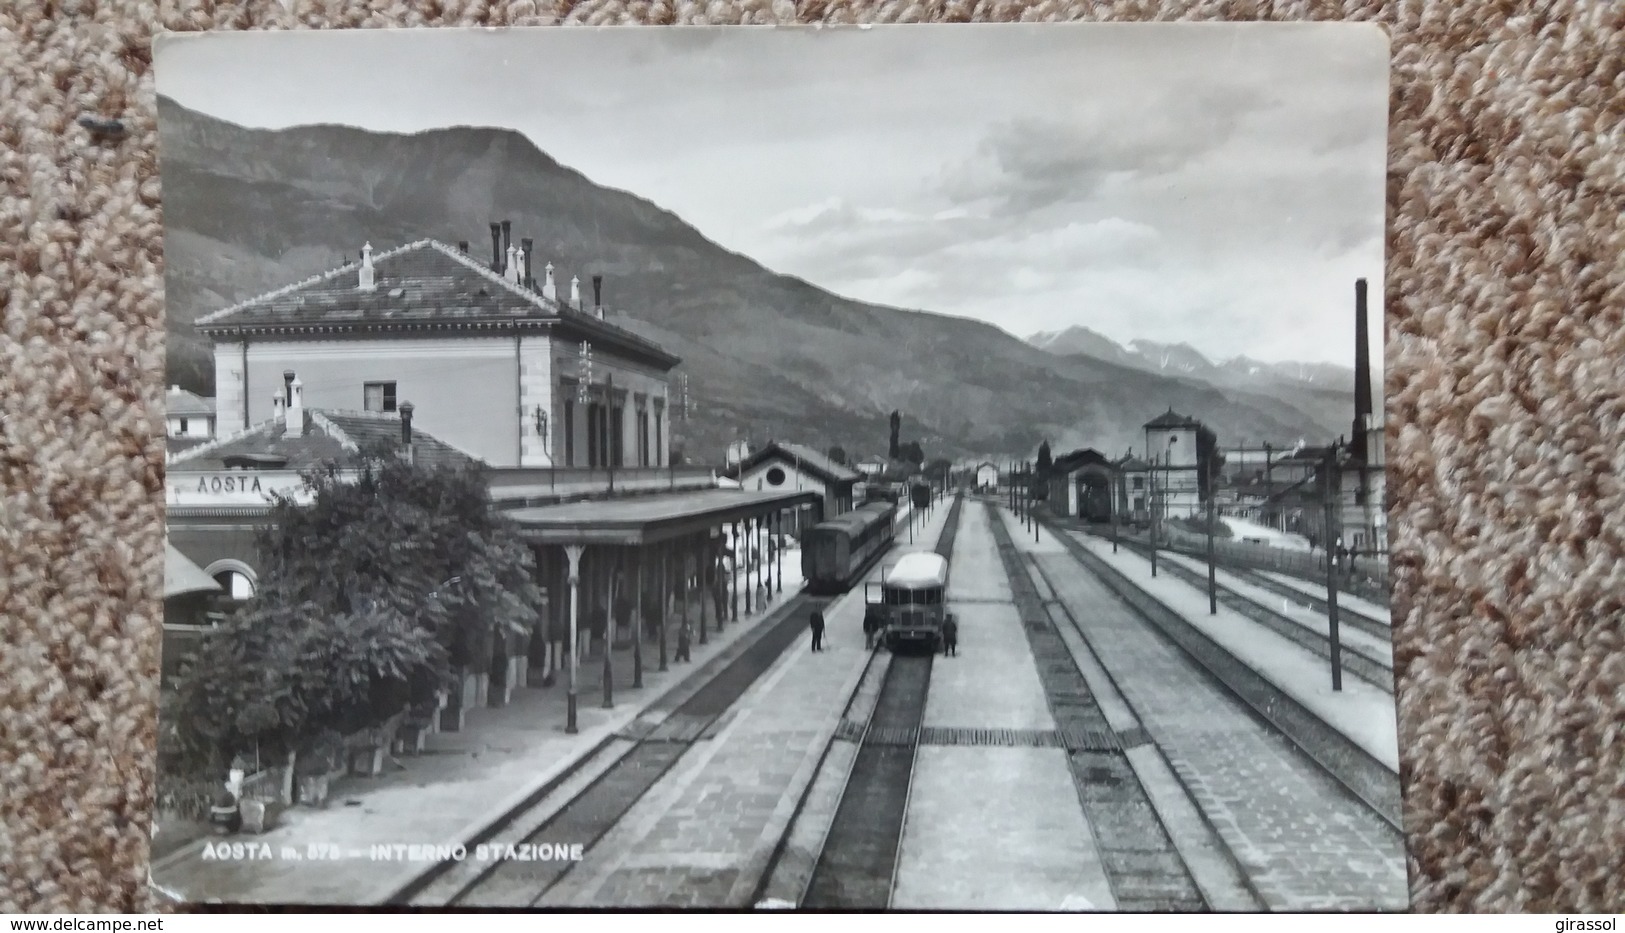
[1349, 278, 1372, 465]
[489, 223, 502, 271]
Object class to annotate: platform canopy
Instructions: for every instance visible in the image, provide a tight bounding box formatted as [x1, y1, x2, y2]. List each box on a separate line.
[502, 487, 822, 545]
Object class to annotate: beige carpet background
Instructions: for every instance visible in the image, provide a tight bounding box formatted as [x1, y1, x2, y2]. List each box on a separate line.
[1, 0, 1621, 914]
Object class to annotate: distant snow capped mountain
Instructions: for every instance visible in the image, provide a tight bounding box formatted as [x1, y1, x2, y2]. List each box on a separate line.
[1027, 326, 1134, 365]
[1027, 326, 1354, 390]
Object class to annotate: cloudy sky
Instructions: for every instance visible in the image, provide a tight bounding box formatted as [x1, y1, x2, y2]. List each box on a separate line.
[156, 24, 1390, 367]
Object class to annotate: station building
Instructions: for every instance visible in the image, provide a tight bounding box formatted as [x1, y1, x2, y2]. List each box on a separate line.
[725, 441, 858, 533]
[165, 223, 821, 732]
[974, 462, 999, 491]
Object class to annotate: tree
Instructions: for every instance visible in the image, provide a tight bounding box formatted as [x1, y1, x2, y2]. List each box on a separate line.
[899, 440, 925, 466]
[827, 445, 848, 466]
[923, 458, 953, 485]
[888, 411, 901, 460]
[1036, 440, 1053, 476]
[1196, 424, 1226, 501]
[173, 441, 542, 768]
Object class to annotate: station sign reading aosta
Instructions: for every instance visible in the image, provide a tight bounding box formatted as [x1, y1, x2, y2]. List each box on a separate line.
[167, 470, 309, 505]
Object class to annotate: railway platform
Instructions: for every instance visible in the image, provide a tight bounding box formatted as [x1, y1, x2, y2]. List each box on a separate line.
[531, 501, 956, 907]
[891, 502, 1116, 911]
[148, 551, 816, 907]
[1000, 506, 1409, 910]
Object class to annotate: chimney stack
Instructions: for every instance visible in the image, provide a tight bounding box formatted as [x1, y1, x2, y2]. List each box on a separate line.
[506, 244, 522, 284]
[458, 240, 469, 255]
[285, 376, 304, 438]
[400, 402, 414, 445]
[542, 263, 557, 301]
[501, 221, 512, 271]
[489, 223, 503, 271]
[283, 370, 296, 407]
[570, 275, 581, 308]
[521, 238, 534, 289]
[1351, 277, 1372, 463]
[592, 275, 604, 320]
[272, 393, 285, 423]
[357, 241, 376, 291]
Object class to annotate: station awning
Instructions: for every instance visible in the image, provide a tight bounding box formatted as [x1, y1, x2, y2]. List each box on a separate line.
[165, 543, 222, 599]
[503, 487, 822, 545]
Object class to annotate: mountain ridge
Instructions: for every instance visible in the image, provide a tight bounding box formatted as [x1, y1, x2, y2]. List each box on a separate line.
[157, 96, 1354, 462]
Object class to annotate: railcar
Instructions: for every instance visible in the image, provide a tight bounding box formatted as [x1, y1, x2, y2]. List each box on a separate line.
[865, 551, 952, 653]
[802, 501, 898, 594]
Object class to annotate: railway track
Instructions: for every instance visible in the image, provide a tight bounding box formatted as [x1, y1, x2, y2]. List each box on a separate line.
[1043, 523, 1404, 833]
[1095, 537, 1395, 693]
[984, 504, 1208, 911]
[393, 501, 931, 907]
[799, 494, 963, 909]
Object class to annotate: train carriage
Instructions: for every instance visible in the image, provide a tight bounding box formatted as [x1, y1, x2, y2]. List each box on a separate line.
[802, 501, 898, 594]
[865, 551, 952, 653]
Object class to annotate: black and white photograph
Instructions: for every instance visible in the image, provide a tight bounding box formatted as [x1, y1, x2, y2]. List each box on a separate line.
[150, 23, 1406, 911]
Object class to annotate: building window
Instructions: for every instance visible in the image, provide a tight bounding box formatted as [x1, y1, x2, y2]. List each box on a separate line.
[563, 401, 575, 466]
[364, 381, 398, 413]
[638, 411, 649, 466]
[178, 417, 189, 434]
[586, 402, 600, 468]
[766, 467, 787, 487]
[655, 412, 664, 465]
[1131, 476, 1145, 490]
[1133, 497, 1146, 512]
[611, 404, 624, 468]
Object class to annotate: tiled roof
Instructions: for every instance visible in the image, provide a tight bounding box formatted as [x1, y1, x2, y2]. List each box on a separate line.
[728, 441, 860, 486]
[1050, 448, 1112, 474]
[167, 408, 481, 472]
[166, 437, 213, 458]
[193, 239, 679, 368]
[1144, 408, 1204, 430]
[166, 387, 215, 417]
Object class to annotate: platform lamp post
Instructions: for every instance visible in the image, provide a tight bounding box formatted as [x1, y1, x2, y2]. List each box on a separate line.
[1149, 454, 1159, 578]
[602, 547, 616, 710]
[563, 545, 584, 734]
[1323, 442, 1345, 692]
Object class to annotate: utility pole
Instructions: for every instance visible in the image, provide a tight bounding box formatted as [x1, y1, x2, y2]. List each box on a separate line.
[602, 549, 615, 709]
[1323, 443, 1344, 692]
[1149, 454, 1159, 578]
[1206, 469, 1218, 615]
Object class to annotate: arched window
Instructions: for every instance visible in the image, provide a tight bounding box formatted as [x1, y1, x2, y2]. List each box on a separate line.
[205, 560, 258, 601]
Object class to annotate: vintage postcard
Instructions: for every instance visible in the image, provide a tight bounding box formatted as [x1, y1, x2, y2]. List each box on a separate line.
[151, 23, 1403, 911]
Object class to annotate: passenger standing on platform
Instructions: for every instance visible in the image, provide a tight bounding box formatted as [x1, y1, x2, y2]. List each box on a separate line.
[810, 609, 826, 652]
[676, 620, 693, 663]
[942, 615, 959, 657]
[862, 610, 877, 650]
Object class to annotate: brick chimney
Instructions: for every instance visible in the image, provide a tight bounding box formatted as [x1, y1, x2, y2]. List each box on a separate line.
[357, 242, 376, 292]
[272, 393, 285, 423]
[285, 375, 304, 438]
[592, 275, 604, 320]
[458, 240, 469, 255]
[506, 244, 522, 285]
[400, 402, 414, 444]
[283, 370, 296, 407]
[521, 238, 534, 289]
[542, 263, 557, 301]
[570, 275, 580, 308]
[501, 220, 512, 271]
[1351, 278, 1372, 462]
[489, 223, 502, 271]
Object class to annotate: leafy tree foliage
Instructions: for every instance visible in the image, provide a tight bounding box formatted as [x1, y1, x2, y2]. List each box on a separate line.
[173, 441, 541, 767]
[888, 410, 901, 460]
[923, 458, 953, 485]
[1036, 440, 1053, 475]
[899, 440, 925, 465]
[826, 445, 848, 466]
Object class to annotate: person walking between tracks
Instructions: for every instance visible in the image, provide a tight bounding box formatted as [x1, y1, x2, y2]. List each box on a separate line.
[862, 609, 878, 650]
[810, 608, 826, 652]
[942, 615, 959, 657]
[676, 620, 693, 663]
